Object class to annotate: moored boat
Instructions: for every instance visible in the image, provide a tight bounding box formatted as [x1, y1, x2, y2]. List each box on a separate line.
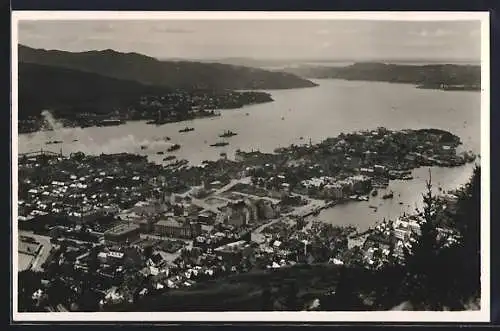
[219, 130, 238, 138]
[210, 142, 229, 147]
[167, 144, 181, 152]
[179, 127, 194, 133]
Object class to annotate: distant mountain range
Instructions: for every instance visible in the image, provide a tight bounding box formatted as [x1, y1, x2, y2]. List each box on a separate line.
[282, 62, 481, 90]
[18, 45, 317, 90]
[162, 57, 480, 68]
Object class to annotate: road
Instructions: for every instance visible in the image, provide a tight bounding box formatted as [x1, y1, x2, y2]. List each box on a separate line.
[213, 177, 252, 195]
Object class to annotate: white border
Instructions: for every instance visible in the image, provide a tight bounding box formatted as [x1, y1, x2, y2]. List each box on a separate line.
[11, 11, 490, 323]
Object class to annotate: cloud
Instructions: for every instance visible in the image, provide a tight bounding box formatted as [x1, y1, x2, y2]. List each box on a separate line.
[320, 41, 332, 49]
[410, 28, 454, 38]
[433, 29, 453, 37]
[469, 29, 480, 37]
[18, 21, 38, 31]
[316, 29, 330, 35]
[93, 23, 115, 33]
[150, 26, 194, 34]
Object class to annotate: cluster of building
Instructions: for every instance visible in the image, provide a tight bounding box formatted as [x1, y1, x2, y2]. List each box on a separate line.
[298, 174, 372, 200]
[20, 89, 272, 133]
[235, 128, 475, 202]
[139, 90, 271, 124]
[18, 127, 473, 312]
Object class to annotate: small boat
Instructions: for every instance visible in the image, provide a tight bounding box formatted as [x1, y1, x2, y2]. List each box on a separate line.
[281, 116, 285, 120]
[157, 151, 164, 155]
[219, 130, 238, 138]
[45, 140, 63, 145]
[210, 142, 229, 147]
[382, 191, 394, 199]
[179, 127, 194, 133]
[141, 145, 148, 150]
[402, 175, 414, 180]
[164, 137, 171, 141]
[245, 113, 250, 116]
[167, 144, 181, 152]
[72, 139, 78, 142]
[369, 205, 377, 209]
[399, 202, 404, 205]
[163, 155, 176, 161]
[299, 136, 304, 140]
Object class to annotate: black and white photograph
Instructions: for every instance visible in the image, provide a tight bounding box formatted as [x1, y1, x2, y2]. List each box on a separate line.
[11, 11, 490, 322]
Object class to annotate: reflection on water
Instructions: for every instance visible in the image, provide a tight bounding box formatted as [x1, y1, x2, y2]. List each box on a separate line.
[18, 79, 481, 229]
[317, 163, 477, 231]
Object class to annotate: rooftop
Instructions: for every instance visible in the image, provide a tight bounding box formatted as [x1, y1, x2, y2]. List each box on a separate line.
[156, 218, 185, 228]
[104, 222, 140, 236]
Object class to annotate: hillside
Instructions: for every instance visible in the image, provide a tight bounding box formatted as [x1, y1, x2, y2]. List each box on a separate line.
[19, 45, 318, 90]
[18, 62, 172, 120]
[284, 62, 481, 90]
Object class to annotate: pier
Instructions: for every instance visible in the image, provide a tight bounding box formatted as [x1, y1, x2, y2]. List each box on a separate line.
[298, 200, 338, 218]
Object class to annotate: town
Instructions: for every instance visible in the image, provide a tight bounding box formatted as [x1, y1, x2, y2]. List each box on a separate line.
[18, 127, 476, 311]
[18, 89, 273, 133]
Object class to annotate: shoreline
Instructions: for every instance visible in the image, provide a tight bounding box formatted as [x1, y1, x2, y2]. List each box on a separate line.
[18, 98, 276, 134]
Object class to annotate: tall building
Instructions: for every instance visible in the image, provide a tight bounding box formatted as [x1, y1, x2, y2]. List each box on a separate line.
[154, 217, 202, 239]
[104, 223, 141, 244]
[220, 199, 259, 228]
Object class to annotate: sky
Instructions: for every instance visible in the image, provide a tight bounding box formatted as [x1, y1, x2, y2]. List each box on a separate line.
[18, 20, 482, 61]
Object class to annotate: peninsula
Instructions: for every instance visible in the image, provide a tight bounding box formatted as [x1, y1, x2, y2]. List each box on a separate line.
[18, 45, 317, 133]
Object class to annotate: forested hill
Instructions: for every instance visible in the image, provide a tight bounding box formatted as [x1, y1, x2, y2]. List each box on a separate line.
[18, 62, 173, 119]
[284, 62, 481, 90]
[18, 45, 318, 90]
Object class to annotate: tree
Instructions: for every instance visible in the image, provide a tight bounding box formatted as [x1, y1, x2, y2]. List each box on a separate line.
[261, 282, 273, 311]
[77, 288, 100, 312]
[321, 265, 360, 311]
[143, 245, 154, 261]
[18, 270, 43, 312]
[453, 166, 481, 299]
[388, 223, 397, 265]
[87, 247, 100, 274]
[402, 170, 443, 309]
[283, 280, 300, 311]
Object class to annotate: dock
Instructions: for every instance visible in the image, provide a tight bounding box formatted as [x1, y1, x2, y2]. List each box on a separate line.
[298, 201, 338, 218]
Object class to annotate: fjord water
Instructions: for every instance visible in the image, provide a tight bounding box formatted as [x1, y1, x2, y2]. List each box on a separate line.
[19, 79, 481, 230]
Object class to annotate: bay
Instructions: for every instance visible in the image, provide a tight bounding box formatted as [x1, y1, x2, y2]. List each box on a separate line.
[18, 79, 480, 230]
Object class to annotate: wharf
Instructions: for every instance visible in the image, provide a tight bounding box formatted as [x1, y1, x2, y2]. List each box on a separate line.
[297, 200, 338, 218]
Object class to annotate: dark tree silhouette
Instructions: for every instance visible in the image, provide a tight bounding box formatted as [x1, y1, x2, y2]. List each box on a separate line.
[18, 270, 43, 312]
[402, 170, 443, 309]
[143, 245, 154, 261]
[283, 280, 300, 311]
[261, 282, 273, 311]
[399, 167, 481, 310]
[453, 166, 481, 300]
